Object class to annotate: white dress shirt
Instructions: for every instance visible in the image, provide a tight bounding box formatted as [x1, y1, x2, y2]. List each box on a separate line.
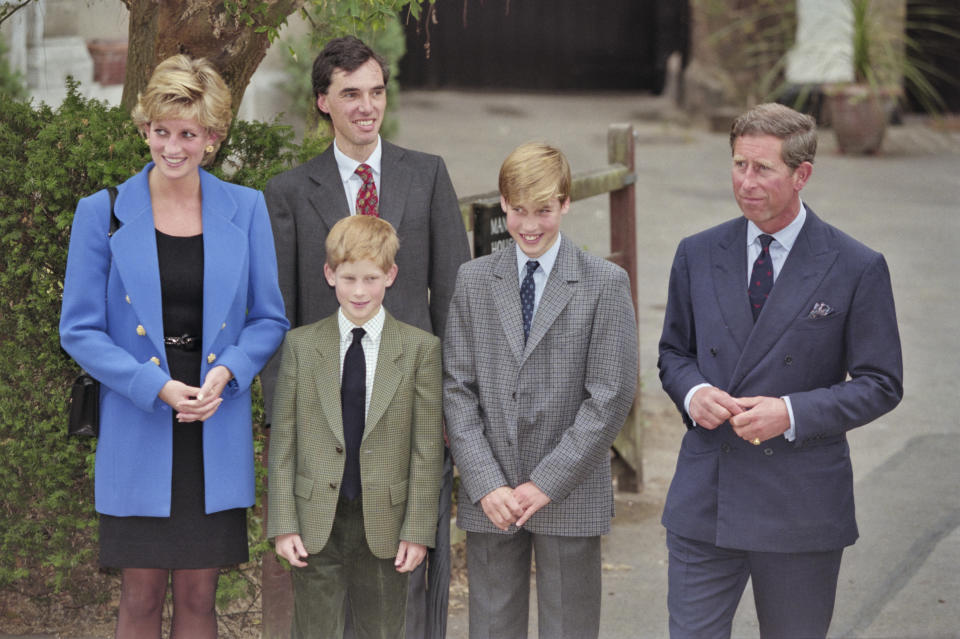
[332, 136, 383, 215]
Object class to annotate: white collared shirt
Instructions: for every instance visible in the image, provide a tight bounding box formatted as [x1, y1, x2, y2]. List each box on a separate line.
[332, 137, 383, 215]
[514, 233, 562, 320]
[337, 306, 384, 418]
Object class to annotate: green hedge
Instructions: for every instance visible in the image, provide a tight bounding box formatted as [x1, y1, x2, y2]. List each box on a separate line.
[0, 81, 326, 597]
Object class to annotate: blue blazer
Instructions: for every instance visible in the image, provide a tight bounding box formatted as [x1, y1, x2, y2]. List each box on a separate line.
[658, 207, 903, 553]
[60, 164, 289, 517]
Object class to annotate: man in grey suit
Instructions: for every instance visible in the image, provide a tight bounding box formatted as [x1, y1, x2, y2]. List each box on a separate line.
[444, 143, 638, 639]
[658, 103, 903, 638]
[262, 36, 470, 639]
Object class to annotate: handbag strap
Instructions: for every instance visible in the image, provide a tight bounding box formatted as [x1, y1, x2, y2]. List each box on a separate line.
[107, 186, 121, 237]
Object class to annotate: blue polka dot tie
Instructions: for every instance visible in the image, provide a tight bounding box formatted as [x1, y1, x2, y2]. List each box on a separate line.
[521, 260, 539, 342]
[749, 234, 775, 321]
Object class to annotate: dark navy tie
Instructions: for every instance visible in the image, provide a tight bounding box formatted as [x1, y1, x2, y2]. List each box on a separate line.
[521, 260, 539, 342]
[341, 327, 365, 499]
[749, 234, 775, 321]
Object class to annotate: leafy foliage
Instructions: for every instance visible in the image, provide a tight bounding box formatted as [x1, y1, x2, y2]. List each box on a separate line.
[0, 81, 317, 598]
[0, 81, 147, 593]
[222, 0, 431, 46]
[0, 33, 26, 99]
[848, 0, 960, 114]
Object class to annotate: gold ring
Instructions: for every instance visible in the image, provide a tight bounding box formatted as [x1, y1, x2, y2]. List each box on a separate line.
[751, 438, 761, 446]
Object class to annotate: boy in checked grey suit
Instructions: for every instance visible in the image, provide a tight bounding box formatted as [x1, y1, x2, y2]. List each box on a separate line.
[443, 142, 638, 639]
[268, 216, 443, 638]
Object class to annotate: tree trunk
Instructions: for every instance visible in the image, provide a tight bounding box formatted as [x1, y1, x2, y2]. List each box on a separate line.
[120, 0, 305, 115]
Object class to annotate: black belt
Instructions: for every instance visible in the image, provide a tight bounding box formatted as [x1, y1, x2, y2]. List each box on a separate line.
[164, 334, 200, 351]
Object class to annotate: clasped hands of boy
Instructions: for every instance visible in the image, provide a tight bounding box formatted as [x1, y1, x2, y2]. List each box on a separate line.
[274, 532, 428, 573]
[480, 482, 551, 531]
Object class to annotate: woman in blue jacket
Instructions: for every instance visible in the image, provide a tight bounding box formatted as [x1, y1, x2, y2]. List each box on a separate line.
[59, 55, 288, 637]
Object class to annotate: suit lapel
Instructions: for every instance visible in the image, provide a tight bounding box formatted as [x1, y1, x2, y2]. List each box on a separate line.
[307, 146, 351, 231]
[729, 210, 839, 392]
[365, 314, 403, 441]
[524, 237, 577, 359]
[378, 141, 409, 230]
[491, 247, 527, 363]
[711, 218, 753, 353]
[199, 170, 246, 358]
[313, 317, 346, 446]
[110, 170, 165, 361]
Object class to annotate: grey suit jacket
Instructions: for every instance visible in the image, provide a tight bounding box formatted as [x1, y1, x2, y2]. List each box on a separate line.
[658, 206, 903, 552]
[443, 236, 638, 536]
[261, 140, 470, 415]
[267, 312, 443, 558]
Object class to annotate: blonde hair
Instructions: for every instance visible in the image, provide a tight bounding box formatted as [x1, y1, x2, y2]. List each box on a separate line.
[131, 55, 232, 160]
[326, 215, 399, 273]
[498, 142, 572, 206]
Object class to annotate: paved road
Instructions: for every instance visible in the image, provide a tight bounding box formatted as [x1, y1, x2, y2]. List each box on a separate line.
[394, 91, 960, 638]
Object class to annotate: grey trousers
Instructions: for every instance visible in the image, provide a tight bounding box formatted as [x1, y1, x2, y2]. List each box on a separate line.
[465, 529, 602, 639]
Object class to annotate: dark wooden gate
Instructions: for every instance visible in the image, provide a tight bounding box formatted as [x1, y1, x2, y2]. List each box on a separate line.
[399, 0, 689, 92]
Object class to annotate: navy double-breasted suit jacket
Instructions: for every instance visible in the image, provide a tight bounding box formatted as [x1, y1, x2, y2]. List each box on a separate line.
[60, 164, 289, 517]
[658, 206, 903, 553]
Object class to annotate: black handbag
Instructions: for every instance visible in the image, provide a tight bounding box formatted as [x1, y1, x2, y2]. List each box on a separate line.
[68, 372, 100, 437]
[67, 186, 121, 438]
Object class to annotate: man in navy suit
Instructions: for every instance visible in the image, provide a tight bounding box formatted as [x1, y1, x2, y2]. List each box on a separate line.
[658, 103, 903, 638]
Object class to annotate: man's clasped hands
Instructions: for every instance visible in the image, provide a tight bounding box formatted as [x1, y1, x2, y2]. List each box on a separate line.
[480, 482, 552, 531]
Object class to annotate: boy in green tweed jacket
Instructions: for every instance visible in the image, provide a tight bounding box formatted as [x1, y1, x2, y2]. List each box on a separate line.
[268, 214, 443, 638]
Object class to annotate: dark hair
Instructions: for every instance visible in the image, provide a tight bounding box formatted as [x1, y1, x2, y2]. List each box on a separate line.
[311, 36, 389, 120]
[730, 103, 817, 169]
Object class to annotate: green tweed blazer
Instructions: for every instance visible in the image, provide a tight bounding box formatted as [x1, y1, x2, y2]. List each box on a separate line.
[267, 311, 443, 558]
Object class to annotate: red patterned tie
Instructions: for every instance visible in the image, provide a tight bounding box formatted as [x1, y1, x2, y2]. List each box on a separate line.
[355, 163, 379, 217]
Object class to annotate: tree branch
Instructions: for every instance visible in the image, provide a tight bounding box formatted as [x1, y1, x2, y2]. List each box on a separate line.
[0, 0, 36, 28]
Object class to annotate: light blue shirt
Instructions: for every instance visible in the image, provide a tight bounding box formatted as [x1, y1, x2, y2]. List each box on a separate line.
[333, 136, 383, 215]
[745, 203, 806, 287]
[514, 233, 562, 320]
[684, 201, 807, 441]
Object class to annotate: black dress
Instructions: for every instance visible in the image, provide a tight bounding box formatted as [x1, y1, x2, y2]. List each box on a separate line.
[99, 230, 248, 569]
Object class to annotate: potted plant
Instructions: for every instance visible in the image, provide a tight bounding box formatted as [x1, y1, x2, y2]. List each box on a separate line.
[824, 0, 960, 154]
[689, 0, 959, 153]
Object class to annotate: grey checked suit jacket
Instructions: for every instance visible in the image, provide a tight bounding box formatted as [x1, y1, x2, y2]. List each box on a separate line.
[444, 236, 638, 536]
[261, 140, 470, 416]
[267, 312, 443, 558]
[658, 207, 903, 553]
